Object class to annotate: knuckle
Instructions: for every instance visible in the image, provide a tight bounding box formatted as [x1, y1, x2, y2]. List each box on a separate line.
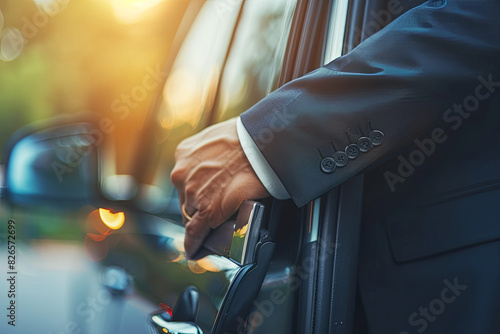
[197, 194, 211, 211]
[206, 203, 224, 228]
[184, 185, 196, 199]
[174, 145, 187, 161]
[170, 168, 184, 186]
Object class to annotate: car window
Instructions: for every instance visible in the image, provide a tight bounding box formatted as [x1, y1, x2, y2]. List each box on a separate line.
[156, 0, 243, 132]
[140, 0, 243, 213]
[214, 0, 297, 122]
[323, 0, 350, 63]
[143, 0, 297, 214]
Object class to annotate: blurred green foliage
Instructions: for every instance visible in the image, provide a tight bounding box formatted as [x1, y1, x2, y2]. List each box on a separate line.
[0, 0, 190, 240]
[0, 0, 188, 166]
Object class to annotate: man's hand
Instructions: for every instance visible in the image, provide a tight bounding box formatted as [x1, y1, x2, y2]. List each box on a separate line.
[171, 118, 270, 259]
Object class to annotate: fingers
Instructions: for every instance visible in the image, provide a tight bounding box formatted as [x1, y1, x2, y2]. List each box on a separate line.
[184, 212, 211, 259]
[169, 118, 270, 259]
[181, 202, 198, 225]
[170, 166, 186, 193]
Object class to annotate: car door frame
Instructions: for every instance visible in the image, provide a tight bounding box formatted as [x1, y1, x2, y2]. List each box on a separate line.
[274, 0, 368, 333]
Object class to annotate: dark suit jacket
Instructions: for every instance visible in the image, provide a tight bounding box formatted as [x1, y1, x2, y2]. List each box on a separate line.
[241, 0, 500, 332]
[241, 0, 499, 206]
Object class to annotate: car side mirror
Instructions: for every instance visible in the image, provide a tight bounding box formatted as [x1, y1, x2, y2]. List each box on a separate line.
[4, 120, 102, 205]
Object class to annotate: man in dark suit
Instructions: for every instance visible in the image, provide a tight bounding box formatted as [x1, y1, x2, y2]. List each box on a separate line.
[171, 0, 500, 331]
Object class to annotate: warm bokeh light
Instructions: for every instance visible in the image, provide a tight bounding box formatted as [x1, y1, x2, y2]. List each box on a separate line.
[110, 0, 166, 24]
[196, 257, 221, 272]
[99, 208, 125, 230]
[173, 236, 185, 253]
[165, 68, 201, 124]
[162, 68, 204, 129]
[0, 0, 186, 169]
[160, 66, 219, 131]
[83, 208, 124, 261]
[86, 209, 113, 236]
[187, 260, 207, 274]
[170, 253, 184, 263]
[86, 233, 108, 242]
[234, 224, 248, 238]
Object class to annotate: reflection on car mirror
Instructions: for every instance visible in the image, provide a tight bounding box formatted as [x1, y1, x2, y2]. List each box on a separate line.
[194, 200, 265, 266]
[5, 121, 102, 205]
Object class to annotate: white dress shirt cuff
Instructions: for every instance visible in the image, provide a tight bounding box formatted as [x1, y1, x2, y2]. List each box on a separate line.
[236, 117, 291, 200]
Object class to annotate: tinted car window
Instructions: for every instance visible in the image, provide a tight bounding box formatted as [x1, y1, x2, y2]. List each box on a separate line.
[144, 0, 297, 214]
[144, 0, 296, 213]
[214, 0, 297, 122]
[156, 0, 242, 132]
[136, 0, 243, 213]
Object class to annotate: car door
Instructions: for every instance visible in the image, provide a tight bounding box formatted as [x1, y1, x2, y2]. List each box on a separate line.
[0, 0, 416, 332]
[245, 1, 363, 333]
[96, 0, 302, 333]
[23, 0, 495, 333]
[129, 0, 363, 333]
[284, 0, 434, 333]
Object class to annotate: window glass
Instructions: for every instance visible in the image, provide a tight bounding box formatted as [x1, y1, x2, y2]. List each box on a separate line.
[156, 0, 243, 132]
[214, 0, 297, 122]
[109, 0, 300, 205]
[323, 0, 350, 64]
[145, 0, 297, 213]
[143, 0, 243, 212]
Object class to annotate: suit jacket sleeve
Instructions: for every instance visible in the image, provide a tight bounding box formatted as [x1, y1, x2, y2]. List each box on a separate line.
[240, 0, 500, 207]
